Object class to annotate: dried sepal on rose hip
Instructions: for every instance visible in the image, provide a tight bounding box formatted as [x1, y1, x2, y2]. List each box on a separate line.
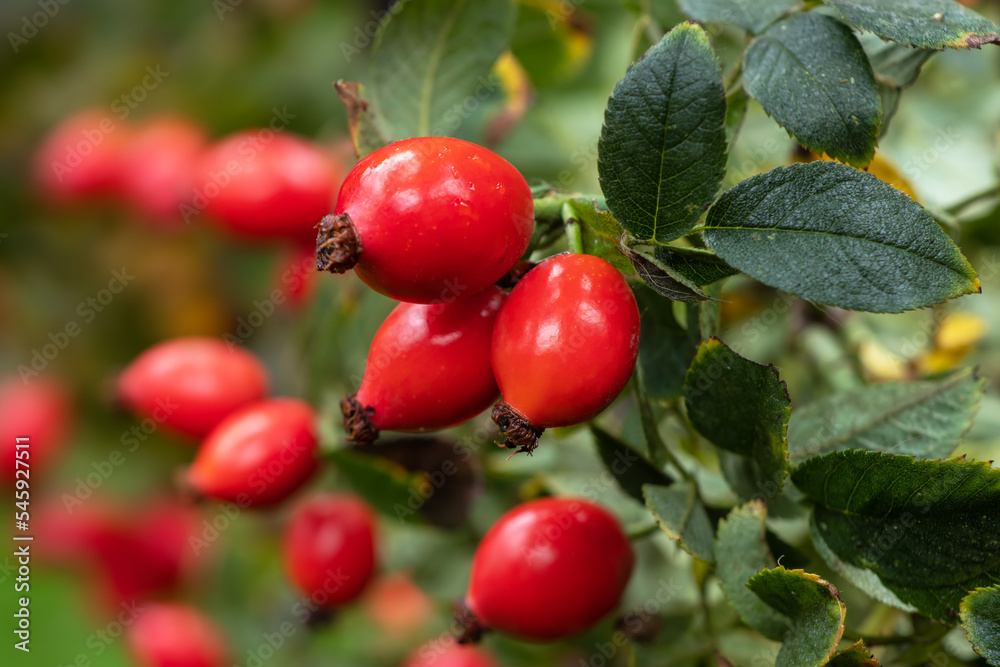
[460, 497, 634, 642]
[342, 286, 504, 445]
[117, 337, 269, 440]
[317, 136, 534, 304]
[283, 493, 377, 609]
[490, 253, 640, 456]
[186, 398, 318, 507]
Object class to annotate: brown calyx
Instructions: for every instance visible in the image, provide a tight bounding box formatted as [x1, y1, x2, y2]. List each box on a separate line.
[340, 394, 379, 445]
[494, 259, 537, 289]
[316, 213, 362, 274]
[453, 600, 487, 645]
[491, 402, 544, 458]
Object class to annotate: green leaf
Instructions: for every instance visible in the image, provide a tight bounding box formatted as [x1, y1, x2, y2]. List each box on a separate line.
[370, 0, 514, 139]
[569, 200, 636, 275]
[591, 425, 673, 504]
[787, 369, 984, 464]
[825, 640, 879, 666]
[747, 567, 847, 667]
[823, 0, 1000, 50]
[643, 482, 715, 562]
[598, 22, 728, 243]
[635, 287, 700, 401]
[858, 33, 935, 135]
[654, 245, 741, 287]
[327, 448, 427, 524]
[677, 0, 799, 34]
[683, 338, 791, 499]
[715, 502, 788, 640]
[620, 243, 711, 302]
[792, 450, 1000, 621]
[743, 13, 881, 167]
[702, 161, 981, 313]
[961, 585, 1000, 665]
[334, 81, 391, 158]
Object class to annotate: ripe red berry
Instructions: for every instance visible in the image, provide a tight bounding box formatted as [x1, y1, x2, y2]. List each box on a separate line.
[317, 136, 534, 303]
[490, 254, 640, 455]
[118, 337, 269, 440]
[32, 109, 131, 203]
[194, 131, 340, 242]
[120, 116, 206, 225]
[402, 640, 499, 667]
[127, 603, 229, 667]
[187, 398, 318, 507]
[283, 493, 377, 608]
[341, 286, 504, 444]
[464, 497, 634, 642]
[361, 572, 433, 637]
[1, 376, 72, 484]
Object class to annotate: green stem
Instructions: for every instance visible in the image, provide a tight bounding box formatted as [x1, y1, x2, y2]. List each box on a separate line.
[635, 365, 692, 481]
[945, 184, 1000, 216]
[563, 202, 585, 254]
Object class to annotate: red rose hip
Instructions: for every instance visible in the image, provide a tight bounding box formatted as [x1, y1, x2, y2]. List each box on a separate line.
[194, 131, 340, 242]
[283, 493, 377, 607]
[464, 497, 634, 642]
[1, 376, 72, 484]
[342, 286, 504, 445]
[402, 640, 499, 667]
[118, 337, 269, 440]
[127, 603, 229, 667]
[491, 254, 640, 455]
[32, 109, 130, 203]
[188, 398, 318, 507]
[317, 136, 534, 303]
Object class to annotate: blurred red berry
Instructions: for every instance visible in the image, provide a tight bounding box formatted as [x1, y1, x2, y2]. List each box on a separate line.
[402, 640, 499, 667]
[362, 572, 434, 637]
[1, 376, 72, 484]
[127, 603, 229, 667]
[283, 493, 377, 608]
[188, 398, 318, 507]
[118, 337, 269, 440]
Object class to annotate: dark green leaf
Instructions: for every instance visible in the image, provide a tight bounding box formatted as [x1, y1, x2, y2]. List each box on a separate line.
[654, 245, 741, 287]
[858, 33, 935, 135]
[715, 502, 788, 640]
[787, 369, 984, 464]
[702, 161, 981, 313]
[744, 13, 881, 166]
[598, 22, 728, 243]
[677, 0, 799, 34]
[592, 425, 673, 504]
[793, 450, 1000, 621]
[747, 567, 847, 667]
[328, 448, 428, 524]
[823, 0, 1000, 49]
[961, 585, 1000, 665]
[635, 287, 700, 401]
[643, 482, 715, 562]
[371, 0, 514, 139]
[684, 338, 791, 498]
[825, 640, 879, 666]
[620, 243, 710, 302]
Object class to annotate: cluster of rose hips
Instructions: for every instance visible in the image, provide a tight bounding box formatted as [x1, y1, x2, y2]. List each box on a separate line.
[22, 119, 645, 664]
[322, 136, 642, 457]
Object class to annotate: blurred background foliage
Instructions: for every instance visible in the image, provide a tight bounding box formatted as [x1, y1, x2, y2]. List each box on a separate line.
[1, 0, 999, 666]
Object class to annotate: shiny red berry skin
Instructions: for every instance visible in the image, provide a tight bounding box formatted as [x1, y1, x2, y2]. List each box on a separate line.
[466, 497, 634, 642]
[333, 137, 533, 303]
[1, 376, 72, 484]
[283, 493, 377, 607]
[32, 109, 131, 203]
[188, 398, 318, 507]
[492, 254, 640, 428]
[127, 603, 229, 667]
[195, 131, 340, 242]
[121, 116, 206, 225]
[347, 286, 504, 440]
[118, 337, 269, 440]
[402, 641, 499, 667]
